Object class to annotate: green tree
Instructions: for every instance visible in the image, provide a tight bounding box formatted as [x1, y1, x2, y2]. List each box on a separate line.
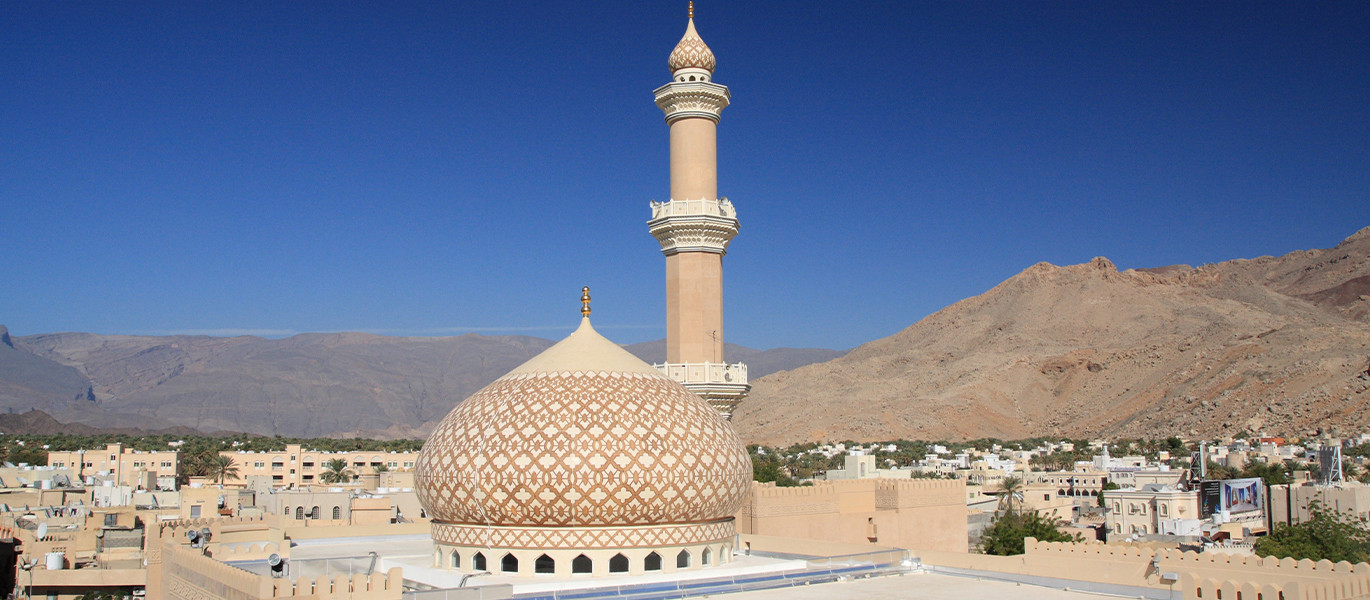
[997, 476, 1023, 514]
[204, 455, 240, 485]
[321, 458, 354, 484]
[752, 456, 798, 487]
[1255, 501, 1370, 563]
[1098, 480, 1120, 507]
[374, 463, 390, 473]
[980, 511, 1080, 555]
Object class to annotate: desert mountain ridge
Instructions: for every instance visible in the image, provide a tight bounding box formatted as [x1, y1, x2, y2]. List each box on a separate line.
[0, 327, 843, 439]
[733, 226, 1370, 445]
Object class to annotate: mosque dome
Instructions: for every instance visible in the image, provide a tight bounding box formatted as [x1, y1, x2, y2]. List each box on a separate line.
[668, 15, 716, 76]
[414, 305, 751, 530]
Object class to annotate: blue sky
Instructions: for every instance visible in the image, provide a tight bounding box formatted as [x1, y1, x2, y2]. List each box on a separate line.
[2, 1, 1367, 350]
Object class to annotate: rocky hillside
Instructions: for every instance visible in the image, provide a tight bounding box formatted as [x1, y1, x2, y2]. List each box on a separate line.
[1, 328, 838, 438]
[734, 227, 1370, 445]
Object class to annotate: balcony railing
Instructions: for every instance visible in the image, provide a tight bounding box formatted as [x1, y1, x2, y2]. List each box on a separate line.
[653, 362, 748, 386]
[649, 197, 736, 220]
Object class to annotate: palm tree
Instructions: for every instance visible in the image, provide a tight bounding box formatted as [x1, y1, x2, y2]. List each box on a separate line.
[997, 476, 1024, 514]
[321, 458, 354, 484]
[204, 455, 240, 485]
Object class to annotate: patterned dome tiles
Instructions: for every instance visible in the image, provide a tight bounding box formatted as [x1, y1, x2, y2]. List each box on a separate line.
[668, 18, 716, 74]
[415, 369, 752, 529]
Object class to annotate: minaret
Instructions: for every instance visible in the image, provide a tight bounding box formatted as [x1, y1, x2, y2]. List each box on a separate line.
[648, 3, 749, 419]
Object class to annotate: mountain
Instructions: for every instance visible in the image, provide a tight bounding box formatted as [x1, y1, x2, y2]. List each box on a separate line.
[733, 227, 1370, 446]
[0, 324, 96, 418]
[0, 328, 840, 438]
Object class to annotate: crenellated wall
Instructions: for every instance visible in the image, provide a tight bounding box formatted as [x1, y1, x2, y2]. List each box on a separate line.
[921, 538, 1370, 600]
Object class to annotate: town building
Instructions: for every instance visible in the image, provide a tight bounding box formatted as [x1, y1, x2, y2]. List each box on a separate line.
[219, 443, 417, 488]
[46, 443, 180, 490]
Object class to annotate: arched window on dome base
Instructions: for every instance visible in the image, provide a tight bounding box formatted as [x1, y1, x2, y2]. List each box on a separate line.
[473, 552, 487, 571]
[702, 548, 712, 566]
[645, 552, 662, 571]
[676, 550, 691, 568]
[572, 554, 592, 574]
[535, 554, 554, 574]
[450, 551, 460, 569]
[501, 553, 519, 573]
[609, 553, 629, 573]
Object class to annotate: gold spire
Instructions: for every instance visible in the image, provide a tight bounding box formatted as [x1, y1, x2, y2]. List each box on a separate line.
[688, 1, 693, 19]
[581, 286, 592, 318]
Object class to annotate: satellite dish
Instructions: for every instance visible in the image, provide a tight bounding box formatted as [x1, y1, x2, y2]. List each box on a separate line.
[267, 553, 282, 566]
[268, 554, 286, 578]
[36, 523, 48, 539]
[186, 530, 200, 544]
[200, 527, 212, 541]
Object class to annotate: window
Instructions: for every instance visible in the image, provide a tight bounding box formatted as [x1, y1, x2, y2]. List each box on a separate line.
[332, 506, 341, 519]
[295, 507, 304, 519]
[1161, 504, 1169, 516]
[189, 505, 202, 518]
[572, 554, 592, 574]
[255, 462, 265, 468]
[702, 548, 712, 565]
[535, 554, 554, 574]
[644, 552, 662, 571]
[473, 552, 487, 571]
[310, 506, 320, 519]
[609, 553, 629, 573]
[272, 462, 284, 470]
[676, 550, 691, 568]
[501, 553, 518, 573]
[451, 551, 460, 568]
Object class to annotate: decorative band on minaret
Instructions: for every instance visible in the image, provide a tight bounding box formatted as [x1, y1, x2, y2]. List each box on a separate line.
[648, 4, 750, 420]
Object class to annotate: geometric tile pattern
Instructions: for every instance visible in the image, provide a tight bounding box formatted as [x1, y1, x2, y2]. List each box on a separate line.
[415, 370, 752, 528]
[669, 21, 715, 73]
[431, 520, 735, 550]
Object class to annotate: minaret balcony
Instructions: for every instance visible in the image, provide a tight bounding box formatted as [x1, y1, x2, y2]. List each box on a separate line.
[650, 197, 736, 220]
[652, 361, 748, 387]
[647, 199, 739, 255]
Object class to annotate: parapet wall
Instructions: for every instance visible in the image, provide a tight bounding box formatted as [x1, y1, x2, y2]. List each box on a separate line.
[161, 540, 403, 600]
[922, 539, 1370, 600]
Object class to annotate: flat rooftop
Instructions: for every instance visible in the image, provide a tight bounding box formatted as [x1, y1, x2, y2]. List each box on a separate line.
[235, 534, 1130, 600]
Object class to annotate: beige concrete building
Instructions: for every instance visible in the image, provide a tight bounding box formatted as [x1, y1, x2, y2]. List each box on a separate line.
[219, 443, 417, 487]
[1104, 484, 1199, 537]
[1269, 482, 1370, 525]
[647, 5, 750, 419]
[821, 453, 914, 480]
[46, 443, 181, 490]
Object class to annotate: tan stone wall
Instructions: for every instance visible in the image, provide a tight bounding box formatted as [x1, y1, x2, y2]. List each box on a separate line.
[920, 539, 1370, 600]
[737, 479, 967, 553]
[665, 251, 725, 364]
[668, 117, 717, 201]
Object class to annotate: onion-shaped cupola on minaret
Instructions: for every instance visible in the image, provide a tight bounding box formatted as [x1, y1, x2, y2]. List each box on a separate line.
[648, 2, 750, 419]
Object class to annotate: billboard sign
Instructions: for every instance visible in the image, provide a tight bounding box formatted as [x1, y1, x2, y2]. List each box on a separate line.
[1219, 478, 1263, 515]
[1199, 478, 1263, 517]
[1199, 480, 1222, 517]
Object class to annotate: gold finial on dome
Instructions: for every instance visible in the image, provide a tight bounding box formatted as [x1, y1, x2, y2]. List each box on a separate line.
[580, 286, 592, 318]
[688, 1, 693, 18]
